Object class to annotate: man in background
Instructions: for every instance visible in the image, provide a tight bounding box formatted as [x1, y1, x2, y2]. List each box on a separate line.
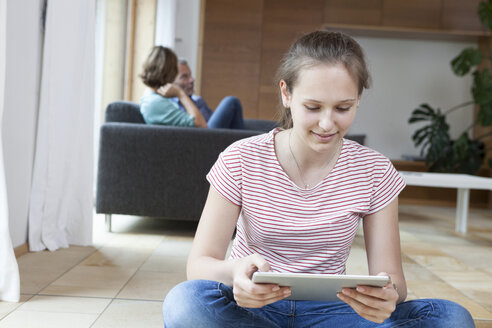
[172, 59, 243, 123]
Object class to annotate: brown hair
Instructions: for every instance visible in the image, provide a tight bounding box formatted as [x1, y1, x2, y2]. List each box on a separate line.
[276, 30, 371, 129]
[140, 46, 178, 88]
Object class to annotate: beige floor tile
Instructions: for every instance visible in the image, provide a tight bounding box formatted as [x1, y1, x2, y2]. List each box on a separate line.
[346, 246, 369, 275]
[402, 262, 439, 281]
[80, 247, 152, 269]
[0, 311, 98, 328]
[40, 266, 137, 298]
[410, 255, 472, 272]
[152, 239, 193, 257]
[439, 245, 492, 270]
[20, 267, 68, 295]
[0, 295, 33, 320]
[117, 270, 186, 300]
[433, 270, 492, 293]
[17, 295, 111, 314]
[91, 299, 163, 328]
[475, 320, 492, 328]
[140, 254, 187, 273]
[18, 246, 97, 294]
[400, 242, 447, 257]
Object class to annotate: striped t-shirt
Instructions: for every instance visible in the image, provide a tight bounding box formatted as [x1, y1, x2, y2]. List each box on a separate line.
[207, 128, 405, 274]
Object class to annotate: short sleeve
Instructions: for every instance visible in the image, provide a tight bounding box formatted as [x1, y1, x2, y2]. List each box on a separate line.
[140, 94, 195, 127]
[206, 147, 243, 206]
[366, 161, 406, 215]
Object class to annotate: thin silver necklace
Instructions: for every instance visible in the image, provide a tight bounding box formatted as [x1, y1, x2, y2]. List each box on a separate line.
[288, 130, 341, 189]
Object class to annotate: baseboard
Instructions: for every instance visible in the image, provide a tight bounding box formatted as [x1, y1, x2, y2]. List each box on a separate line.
[14, 243, 29, 258]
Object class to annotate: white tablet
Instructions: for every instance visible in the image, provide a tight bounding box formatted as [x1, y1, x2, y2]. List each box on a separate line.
[252, 272, 390, 301]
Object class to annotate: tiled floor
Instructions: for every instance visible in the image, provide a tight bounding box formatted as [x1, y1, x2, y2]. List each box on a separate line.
[1, 204, 492, 327]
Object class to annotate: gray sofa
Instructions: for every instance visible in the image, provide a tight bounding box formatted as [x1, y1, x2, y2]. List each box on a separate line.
[95, 101, 365, 231]
[95, 101, 278, 230]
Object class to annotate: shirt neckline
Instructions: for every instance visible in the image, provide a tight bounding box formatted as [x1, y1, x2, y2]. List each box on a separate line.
[270, 128, 345, 192]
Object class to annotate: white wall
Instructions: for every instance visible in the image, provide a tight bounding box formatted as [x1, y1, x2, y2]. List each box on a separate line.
[155, 0, 201, 76]
[173, 0, 200, 77]
[2, 0, 43, 247]
[351, 37, 474, 159]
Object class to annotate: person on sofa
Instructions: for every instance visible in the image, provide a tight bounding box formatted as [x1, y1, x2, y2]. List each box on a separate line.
[139, 46, 244, 129]
[161, 31, 474, 327]
[172, 58, 244, 126]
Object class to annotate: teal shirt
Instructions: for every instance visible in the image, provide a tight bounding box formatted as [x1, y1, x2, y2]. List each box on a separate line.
[140, 92, 195, 127]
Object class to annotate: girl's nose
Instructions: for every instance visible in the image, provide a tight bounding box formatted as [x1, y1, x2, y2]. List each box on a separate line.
[318, 111, 334, 131]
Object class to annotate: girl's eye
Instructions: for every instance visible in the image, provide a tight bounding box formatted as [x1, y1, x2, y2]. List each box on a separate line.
[336, 107, 351, 111]
[304, 105, 319, 111]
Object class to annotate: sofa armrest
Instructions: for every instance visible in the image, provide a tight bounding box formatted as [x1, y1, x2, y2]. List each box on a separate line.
[95, 123, 262, 220]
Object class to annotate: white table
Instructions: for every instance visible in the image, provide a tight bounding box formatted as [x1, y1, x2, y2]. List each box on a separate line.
[399, 171, 492, 233]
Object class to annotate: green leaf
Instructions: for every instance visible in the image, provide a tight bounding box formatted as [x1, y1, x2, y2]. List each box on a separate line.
[451, 48, 483, 76]
[478, 0, 492, 31]
[472, 69, 492, 104]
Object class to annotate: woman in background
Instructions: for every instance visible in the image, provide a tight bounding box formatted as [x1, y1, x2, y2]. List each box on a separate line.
[139, 46, 244, 129]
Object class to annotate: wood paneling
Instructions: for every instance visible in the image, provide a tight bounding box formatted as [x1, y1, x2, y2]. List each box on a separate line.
[324, 0, 382, 26]
[442, 0, 485, 32]
[382, 0, 441, 29]
[200, 0, 263, 118]
[200, 0, 489, 121]
[258, 0, 325, 120]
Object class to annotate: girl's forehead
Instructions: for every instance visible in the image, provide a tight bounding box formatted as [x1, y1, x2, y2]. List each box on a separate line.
[294, 64, 357, 90]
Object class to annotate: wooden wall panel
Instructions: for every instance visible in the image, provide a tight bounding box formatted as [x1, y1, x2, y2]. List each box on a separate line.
[258, 0, 325, 120]
[382, 0, 441, 29]
[200, 0, 263, 119]
[324, 0, 382, 26]
[441, 0, 485, 32]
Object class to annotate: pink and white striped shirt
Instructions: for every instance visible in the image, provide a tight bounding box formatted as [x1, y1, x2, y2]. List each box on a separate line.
[207, 129, 405, 274]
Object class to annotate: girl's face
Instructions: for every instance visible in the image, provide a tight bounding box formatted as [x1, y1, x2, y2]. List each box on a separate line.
[280, 63, 359, 154]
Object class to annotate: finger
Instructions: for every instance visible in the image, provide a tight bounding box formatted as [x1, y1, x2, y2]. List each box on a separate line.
[235, 287, 291, 308]
[337, 292, 387, 323]
[338, 290, 394, 323]
[235, 281, 290, 300]
[356, 284, 398, 303]
[250, 253, 271, 273]
[344, 287, 395, 313]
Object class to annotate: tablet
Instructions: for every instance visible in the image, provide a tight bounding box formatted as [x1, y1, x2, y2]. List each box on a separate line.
[252, 272, 390, 301]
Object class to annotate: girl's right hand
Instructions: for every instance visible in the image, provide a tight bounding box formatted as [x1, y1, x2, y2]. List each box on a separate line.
[232, 253, 291, 308]
[156, 83, 183, 98]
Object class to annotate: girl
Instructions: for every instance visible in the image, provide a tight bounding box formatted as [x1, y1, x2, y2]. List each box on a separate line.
[139, 46, 244, 129]
[162, 31, 474, 327]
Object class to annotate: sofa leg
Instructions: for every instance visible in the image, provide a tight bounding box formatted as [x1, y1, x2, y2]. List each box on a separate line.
[105, 214, 112, 232]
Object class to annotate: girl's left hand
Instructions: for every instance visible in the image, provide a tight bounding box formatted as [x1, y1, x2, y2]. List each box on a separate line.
[337, 272, 398, 324]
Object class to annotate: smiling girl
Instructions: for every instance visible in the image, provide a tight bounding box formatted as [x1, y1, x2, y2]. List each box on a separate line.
[161, 31, 474, 328]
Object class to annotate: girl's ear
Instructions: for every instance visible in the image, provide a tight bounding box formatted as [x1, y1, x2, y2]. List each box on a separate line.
[280, 80, 291, 108]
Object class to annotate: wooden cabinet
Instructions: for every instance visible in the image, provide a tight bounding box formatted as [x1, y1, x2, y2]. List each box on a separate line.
[322, 0, 488, 41]
[200, 0, 490, 121]
[324, 0, 382, 26]
[200, 0, 263, 118]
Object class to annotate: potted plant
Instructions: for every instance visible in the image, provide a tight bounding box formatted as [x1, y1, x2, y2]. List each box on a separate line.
[408, 0, 492, 175]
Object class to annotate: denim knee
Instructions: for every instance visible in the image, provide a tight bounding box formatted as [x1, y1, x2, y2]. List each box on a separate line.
[437, 299, 474, 328]
[162, 280, 217, 328]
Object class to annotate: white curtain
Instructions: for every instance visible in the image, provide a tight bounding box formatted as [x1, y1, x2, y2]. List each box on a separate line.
[29, 0, 95, 252]
[155, 0, 177, 48]
[0, 0, 21, 302]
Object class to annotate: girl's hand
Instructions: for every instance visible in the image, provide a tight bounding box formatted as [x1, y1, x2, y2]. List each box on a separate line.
[156, 83, 183, 98]
[337, 272, 398, 323]
[232, 253, 291, 308]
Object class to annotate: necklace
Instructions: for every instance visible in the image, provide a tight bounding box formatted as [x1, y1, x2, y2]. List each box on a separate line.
[288, 130, 341, 189]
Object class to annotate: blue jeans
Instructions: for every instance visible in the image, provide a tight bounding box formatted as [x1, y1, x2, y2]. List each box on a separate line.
[162, 280, 475, 328]
[207, 96, 244, 129]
